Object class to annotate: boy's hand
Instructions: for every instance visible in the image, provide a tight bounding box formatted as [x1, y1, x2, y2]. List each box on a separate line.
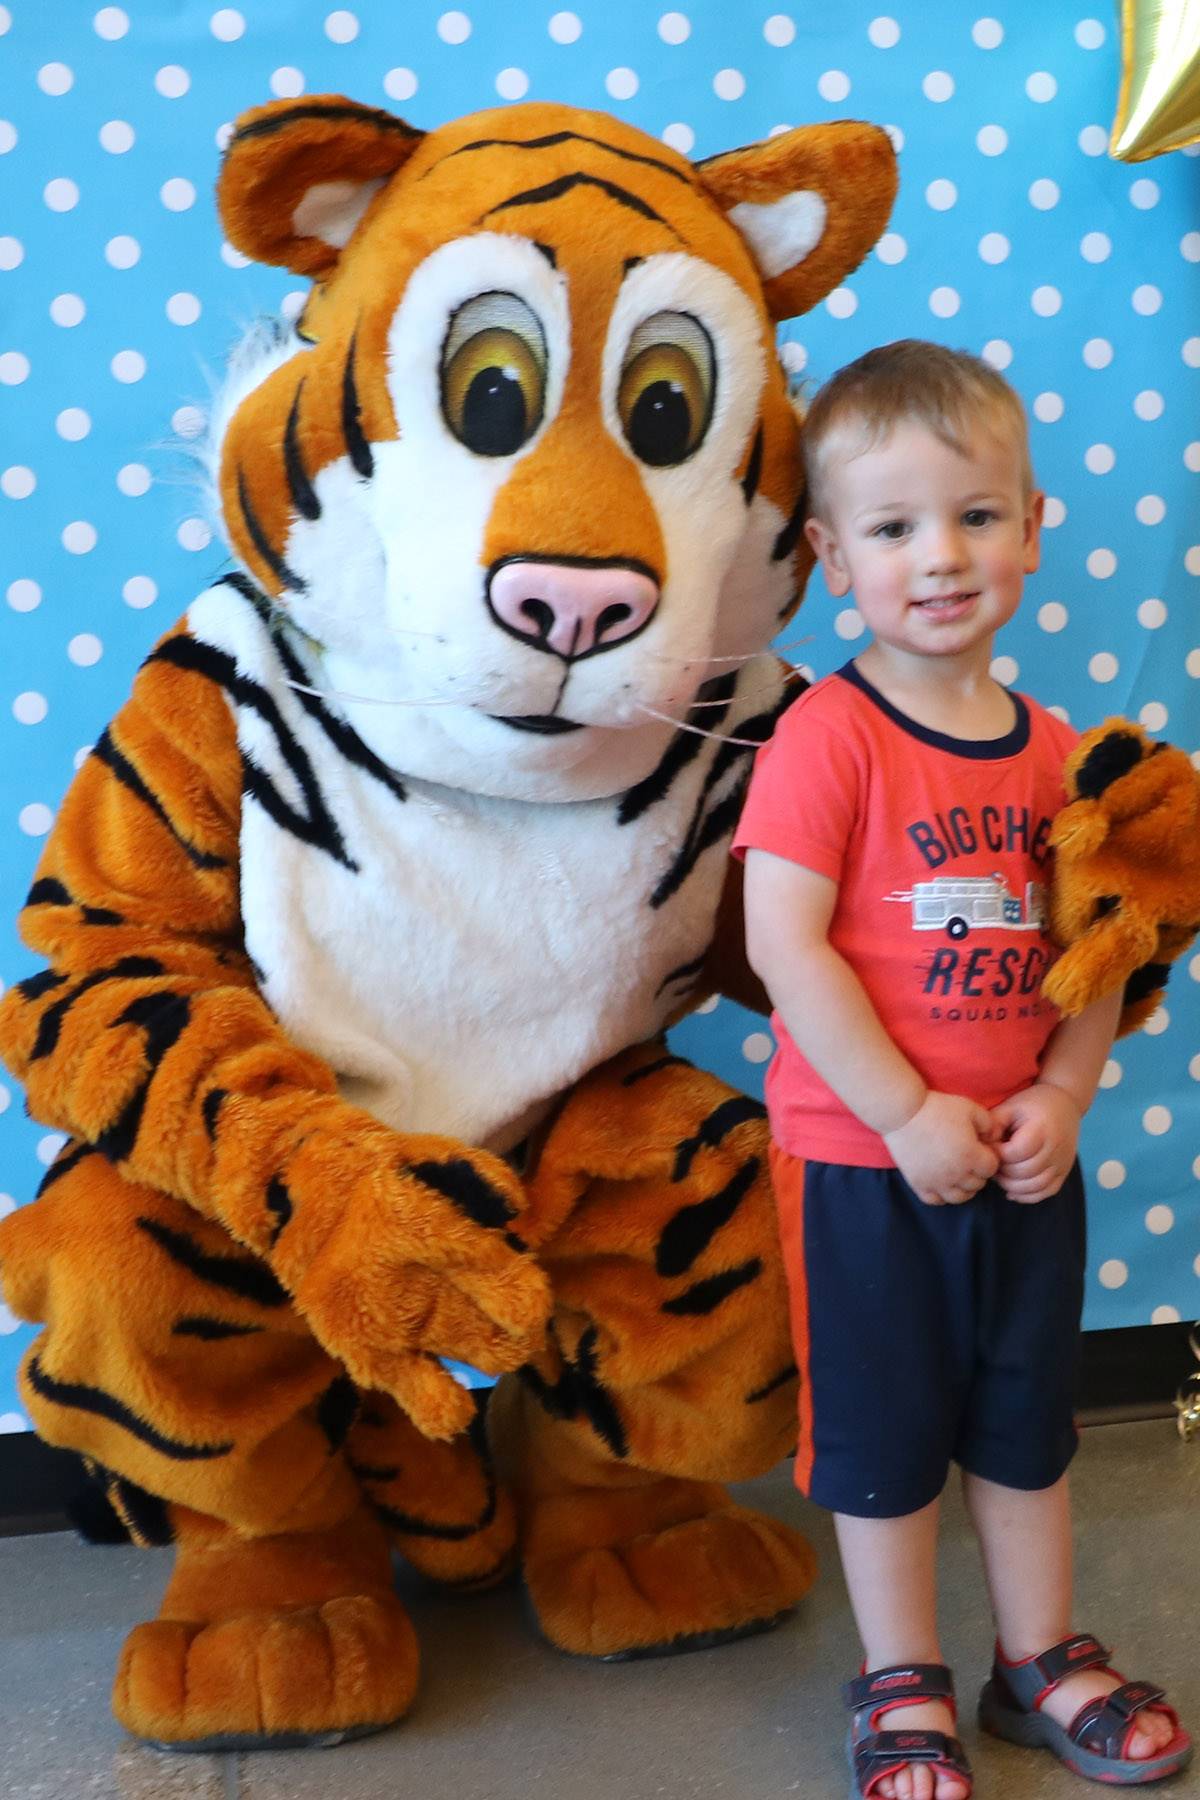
[882, 1091, 1001, 1206]
[990, 1082, 1081, 1203]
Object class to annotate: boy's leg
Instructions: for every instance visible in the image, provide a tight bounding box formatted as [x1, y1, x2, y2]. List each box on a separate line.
[964, 1470, 1176, 1759]
[836, 1502, 969, 1800]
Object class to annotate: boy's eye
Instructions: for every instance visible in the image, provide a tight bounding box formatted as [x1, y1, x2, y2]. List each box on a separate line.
[873, 520, 909, 540]
[963, 508, 996, 527]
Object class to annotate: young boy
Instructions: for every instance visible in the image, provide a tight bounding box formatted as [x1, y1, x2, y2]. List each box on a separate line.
[734, 342, 1191, 1800]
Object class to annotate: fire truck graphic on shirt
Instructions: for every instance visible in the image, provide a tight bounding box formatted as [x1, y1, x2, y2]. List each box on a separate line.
[884, 873, 1047, 941]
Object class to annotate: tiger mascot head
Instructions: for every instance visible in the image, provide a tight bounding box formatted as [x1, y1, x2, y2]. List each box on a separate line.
[213, 97, 896, 800]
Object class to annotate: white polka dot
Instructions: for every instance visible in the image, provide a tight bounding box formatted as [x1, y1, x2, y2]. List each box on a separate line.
[105, 235, 141, 269]
[111, 350, 146, 383]
[979, 231, 1010, 263]
[7, 579, 41, 612]
[714, 68, 746, 101]
[779, 341, 807, 374]
[972, 18, 1003, 49]
[44, 178, 79, 213]
[742, 1031, 773, 1064]
[1075, 18, 1106, 48]
[696, 993, 719, 1015]
[0, 351, 29, 385]
[280, 291, 306, 322]
[826, 288, 858, 319]
[1143, 1106, 1172, 1141]
[1135, 494, 1166, 526]
[876, 232, 907, 265]
[20, 805, 54, 839]
[1082, 337, 1113, 369]
[495, 67, 529, 100]
[868, 16, 900, 48]
[1089, 651, 1119, 682]
[324, 9, 359, 42]
[220, 242, 251, 269]
[923, 70, 954, 102]
[1152, 1304, 1181, 1324]
[55, 407, 91, 440]
[37, 62, 74, 96]
[991, 654, 1019, 685]
[1033, 391, 1064, 422]
[835, 608, 865, 639]
[123, 575, 157, 609]
[929, 287, 960, 318]
[1080, 230, 1111, 262]
[1145, 1205, 1174, 1236]
[662, 123, 695, 154]
[270, 66, 305, 97]
[1180, 231, 1200, 262]
[1098, 1259, 1128, 1289]
[13, 692, 47, 725]
[99, 119, 135, 153]
[166, 292, 201, 327]
[1097, 1160, 1126, 1190]
[0, 5, 8, 29]
[1139, 701, 1168, 731]
[885, 125, 905, 152]
[0, 1412, 28, 1432]
[1130, 177, 1159, 209]
[1098, 1058, 1122, 1089]
[210, 7, 245, 39]
[548, 11, 582, 43]
[62, 520, 97, 554]
[1085, 443, 1115, 474]
[161, 177, 196, 212]
[116, 463, 151, 496]
[1134, 389, 1164, 420]
[763, 14, 795, 47]
[2, 466, 35, 499]
[172, 405, 207, 440]
[35, 1130, 68, 1164]
[1078, 124, 1108, 155]
[177, 517, 212, 552]
[0, 120, 14, 155]
[1132, 283, 1162, 315]
[1188, 547, 1200, 576]
[607, 67, 639, 99]
[1184, 344, 1200, 371]
[1031, 285, 1062, 317]
[1143, 1005, 1169, 1035]
[659, 11, 692, 44]
[981, 339, 1013, 370]
[94, 7, 130, 38]
[382, 68, 416, 100]
[68, 633, 103, 667]
[926, 179, 957, 211]
[0, 1302, 19, 1336]
[1191, 1052, 1200, 1081]
[1087, 547, 1116, 578]
[155, 65, 191, 98]
[437, 11, 471, 43]
[1038, 601, 1068, 632]
[1029, 178, 1059, 209]
[1043, 496, 1066, 526]
[817, 69, 850, 102]
[1138, 597, 1167, 628]
[977, 124, 1007, 155]
[1026, 71, 1057, 103]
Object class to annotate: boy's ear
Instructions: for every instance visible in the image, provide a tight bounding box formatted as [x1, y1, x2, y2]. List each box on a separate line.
[1023, 488, 1046, 575]
[695, 122, 897, 322]
[804, 516, 852, 597]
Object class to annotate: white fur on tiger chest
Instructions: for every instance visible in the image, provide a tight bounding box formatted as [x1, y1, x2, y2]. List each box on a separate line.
[188, 583, 781, 1151]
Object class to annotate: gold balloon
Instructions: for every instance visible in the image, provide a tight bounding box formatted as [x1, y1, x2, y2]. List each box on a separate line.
[1111, 0, 1200, 160]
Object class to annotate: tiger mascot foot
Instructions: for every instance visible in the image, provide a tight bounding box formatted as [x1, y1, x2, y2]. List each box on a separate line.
[521, 1476, 817, 1660]
[114, 1503, 419, 1752]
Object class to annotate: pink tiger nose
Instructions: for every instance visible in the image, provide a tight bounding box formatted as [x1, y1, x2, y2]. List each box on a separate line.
[487, 559, 659, 659]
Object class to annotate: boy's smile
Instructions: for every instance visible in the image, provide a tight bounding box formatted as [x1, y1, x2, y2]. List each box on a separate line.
[804, 421, 1043, 674]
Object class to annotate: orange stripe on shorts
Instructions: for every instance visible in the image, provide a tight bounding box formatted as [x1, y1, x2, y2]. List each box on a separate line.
[768, 1141, 815, 1494]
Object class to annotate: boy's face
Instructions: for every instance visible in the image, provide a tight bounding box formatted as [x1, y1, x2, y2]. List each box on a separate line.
[804, 419, 1043, 666]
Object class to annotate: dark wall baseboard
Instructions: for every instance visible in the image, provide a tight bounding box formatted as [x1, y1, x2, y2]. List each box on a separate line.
[1, 1322, 1195, 1534]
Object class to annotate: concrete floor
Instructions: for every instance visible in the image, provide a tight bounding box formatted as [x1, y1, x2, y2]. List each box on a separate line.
[1, 1419, 1196, 1800]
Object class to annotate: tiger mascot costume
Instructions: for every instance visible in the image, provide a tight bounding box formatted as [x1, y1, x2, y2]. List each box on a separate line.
[0, 96, 899, 1750]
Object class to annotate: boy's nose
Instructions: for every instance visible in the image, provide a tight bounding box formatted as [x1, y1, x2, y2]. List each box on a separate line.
[924, 524, 967, 572]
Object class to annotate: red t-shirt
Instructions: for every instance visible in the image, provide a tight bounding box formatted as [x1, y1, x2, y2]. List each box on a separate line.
[732, 662, 1080, 1166]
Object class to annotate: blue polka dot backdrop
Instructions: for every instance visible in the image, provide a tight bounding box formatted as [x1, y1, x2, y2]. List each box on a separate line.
[1, 2, 1198, 1428]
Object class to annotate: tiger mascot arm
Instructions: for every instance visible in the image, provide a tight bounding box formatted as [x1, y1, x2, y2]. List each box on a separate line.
[0, 639, 549, 1439]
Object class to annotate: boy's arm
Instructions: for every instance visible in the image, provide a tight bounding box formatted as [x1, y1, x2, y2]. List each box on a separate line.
[993, 987, 1122, 1202]
[743, 849, 1000, 1204]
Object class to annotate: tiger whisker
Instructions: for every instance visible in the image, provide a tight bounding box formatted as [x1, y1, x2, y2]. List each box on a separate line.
[284, 678, 464, 708]
[633, 701, 767, 749]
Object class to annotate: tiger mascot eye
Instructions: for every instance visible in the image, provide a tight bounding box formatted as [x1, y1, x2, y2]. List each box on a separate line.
[0, 97, 897, 1750]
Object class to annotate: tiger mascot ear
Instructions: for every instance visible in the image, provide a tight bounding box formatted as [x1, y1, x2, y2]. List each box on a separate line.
[217, 94, 425, 276]
[696, 122, 897, 320]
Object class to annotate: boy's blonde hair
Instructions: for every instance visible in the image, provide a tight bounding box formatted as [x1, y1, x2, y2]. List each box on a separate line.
[802, 339, 1034, 521]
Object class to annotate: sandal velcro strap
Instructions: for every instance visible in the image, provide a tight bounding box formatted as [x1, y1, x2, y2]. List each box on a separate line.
[1070, 1682, 1169, 1756]
[994, 1634, 1111, 1709]
[844, 1663, 954, 1713]
[853, 1730, 971, 1787]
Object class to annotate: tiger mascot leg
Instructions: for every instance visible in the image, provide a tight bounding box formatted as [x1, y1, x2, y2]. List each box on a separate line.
[493, 1044, 815, 1659]
[0, 1146, 514, 1748]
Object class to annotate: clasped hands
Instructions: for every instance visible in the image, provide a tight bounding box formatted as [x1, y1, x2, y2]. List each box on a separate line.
[882, 1081, 1082, 1208]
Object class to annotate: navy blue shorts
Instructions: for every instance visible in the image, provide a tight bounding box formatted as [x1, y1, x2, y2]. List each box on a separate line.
[771, 1147, 1086, 1519]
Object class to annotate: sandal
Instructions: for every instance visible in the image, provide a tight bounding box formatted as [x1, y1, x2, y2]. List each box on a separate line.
[845, 1662, 973, 1799]
[979, 1633, 1193, 1785]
